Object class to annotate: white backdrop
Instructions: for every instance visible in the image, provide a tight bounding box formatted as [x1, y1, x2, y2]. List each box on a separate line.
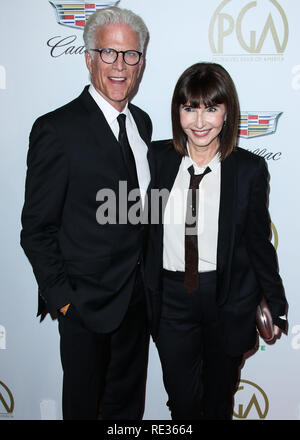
[0, 0, 299, 420]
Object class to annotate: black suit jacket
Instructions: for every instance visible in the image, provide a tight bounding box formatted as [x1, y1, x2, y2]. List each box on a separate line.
[145, 140, 287, 356]
[21, 86, 152, 333]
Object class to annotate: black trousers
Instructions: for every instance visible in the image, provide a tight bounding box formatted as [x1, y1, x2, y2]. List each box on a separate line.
[58, 268, 149, 420]
[156, 270, 242, 420]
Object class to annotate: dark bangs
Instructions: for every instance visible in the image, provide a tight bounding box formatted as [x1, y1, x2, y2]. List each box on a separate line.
[179, 70, 228, 109]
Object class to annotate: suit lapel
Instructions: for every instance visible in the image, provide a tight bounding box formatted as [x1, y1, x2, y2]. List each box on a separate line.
[158, 147, 182, 226]
[217, 151, 237, 303]
[147, 142, 182, 206]
[146, 145, 182, 291]
[156, 147, 182, 259]
[159, 147, 182, 192]
[78, 88, 145, 189]
[78, 86, 120, 150]
[128, 103, 150, 147]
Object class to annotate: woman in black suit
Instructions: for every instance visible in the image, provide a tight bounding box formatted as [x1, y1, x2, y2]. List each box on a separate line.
[145, 63, 287, 420]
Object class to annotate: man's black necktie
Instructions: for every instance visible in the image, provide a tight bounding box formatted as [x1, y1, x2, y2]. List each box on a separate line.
[184, 165, 211, 293]
[117, 113, 139, 188]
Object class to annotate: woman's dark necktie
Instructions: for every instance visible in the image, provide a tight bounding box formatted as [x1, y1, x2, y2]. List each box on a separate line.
[184, 165, 211, 293]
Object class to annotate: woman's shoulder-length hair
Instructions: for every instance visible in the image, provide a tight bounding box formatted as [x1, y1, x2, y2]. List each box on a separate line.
[171, 62, 240, 161]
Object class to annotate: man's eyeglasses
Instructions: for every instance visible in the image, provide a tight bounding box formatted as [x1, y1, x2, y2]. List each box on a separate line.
[90, 48, 142, 66]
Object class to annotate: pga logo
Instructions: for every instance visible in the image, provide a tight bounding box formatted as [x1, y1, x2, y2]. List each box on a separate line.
[209, 0, 289, 55]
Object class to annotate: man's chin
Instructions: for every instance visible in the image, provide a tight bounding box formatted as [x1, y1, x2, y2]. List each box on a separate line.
[108, 95, 129, 112]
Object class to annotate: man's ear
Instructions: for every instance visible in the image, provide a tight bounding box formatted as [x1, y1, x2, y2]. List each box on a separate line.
[85, 50, 92, 74]
[137, 56, 144, 77]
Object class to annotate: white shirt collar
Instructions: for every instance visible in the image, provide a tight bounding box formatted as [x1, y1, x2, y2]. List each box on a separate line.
[88, 84, 129, 124]
[183, 143, 221, 174]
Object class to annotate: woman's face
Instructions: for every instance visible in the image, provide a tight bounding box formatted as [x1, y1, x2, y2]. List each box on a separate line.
[179, 102, 227, 154]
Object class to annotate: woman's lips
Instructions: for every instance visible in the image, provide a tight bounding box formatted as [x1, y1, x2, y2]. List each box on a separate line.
[192, 129, 210, 137]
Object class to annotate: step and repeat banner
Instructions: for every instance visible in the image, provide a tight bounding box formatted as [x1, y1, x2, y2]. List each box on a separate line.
[0, 0, 299, 420]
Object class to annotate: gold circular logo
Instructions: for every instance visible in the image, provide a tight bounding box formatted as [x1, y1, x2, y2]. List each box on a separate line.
[209, 0, 289, 55]
[0, 381, 14, 415]
[234, 379, 269, 419]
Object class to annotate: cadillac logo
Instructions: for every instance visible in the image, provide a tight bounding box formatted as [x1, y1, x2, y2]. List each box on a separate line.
[238, 111, 282, 138]
[49, 1, 120, 29]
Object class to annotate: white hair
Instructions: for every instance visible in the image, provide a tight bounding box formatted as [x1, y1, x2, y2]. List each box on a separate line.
[83, 6, 149, 55]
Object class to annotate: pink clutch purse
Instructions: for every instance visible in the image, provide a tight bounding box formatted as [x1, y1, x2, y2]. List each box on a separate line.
[256, 297, 274, 343]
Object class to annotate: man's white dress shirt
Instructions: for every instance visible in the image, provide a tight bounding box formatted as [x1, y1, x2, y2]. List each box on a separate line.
[89, 84, 150, 205]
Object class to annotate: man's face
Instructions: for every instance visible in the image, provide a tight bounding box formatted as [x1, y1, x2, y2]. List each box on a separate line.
[85, 23, 143, 112]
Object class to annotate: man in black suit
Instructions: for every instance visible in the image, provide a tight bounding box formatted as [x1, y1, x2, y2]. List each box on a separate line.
[21, 7, 152, 420]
